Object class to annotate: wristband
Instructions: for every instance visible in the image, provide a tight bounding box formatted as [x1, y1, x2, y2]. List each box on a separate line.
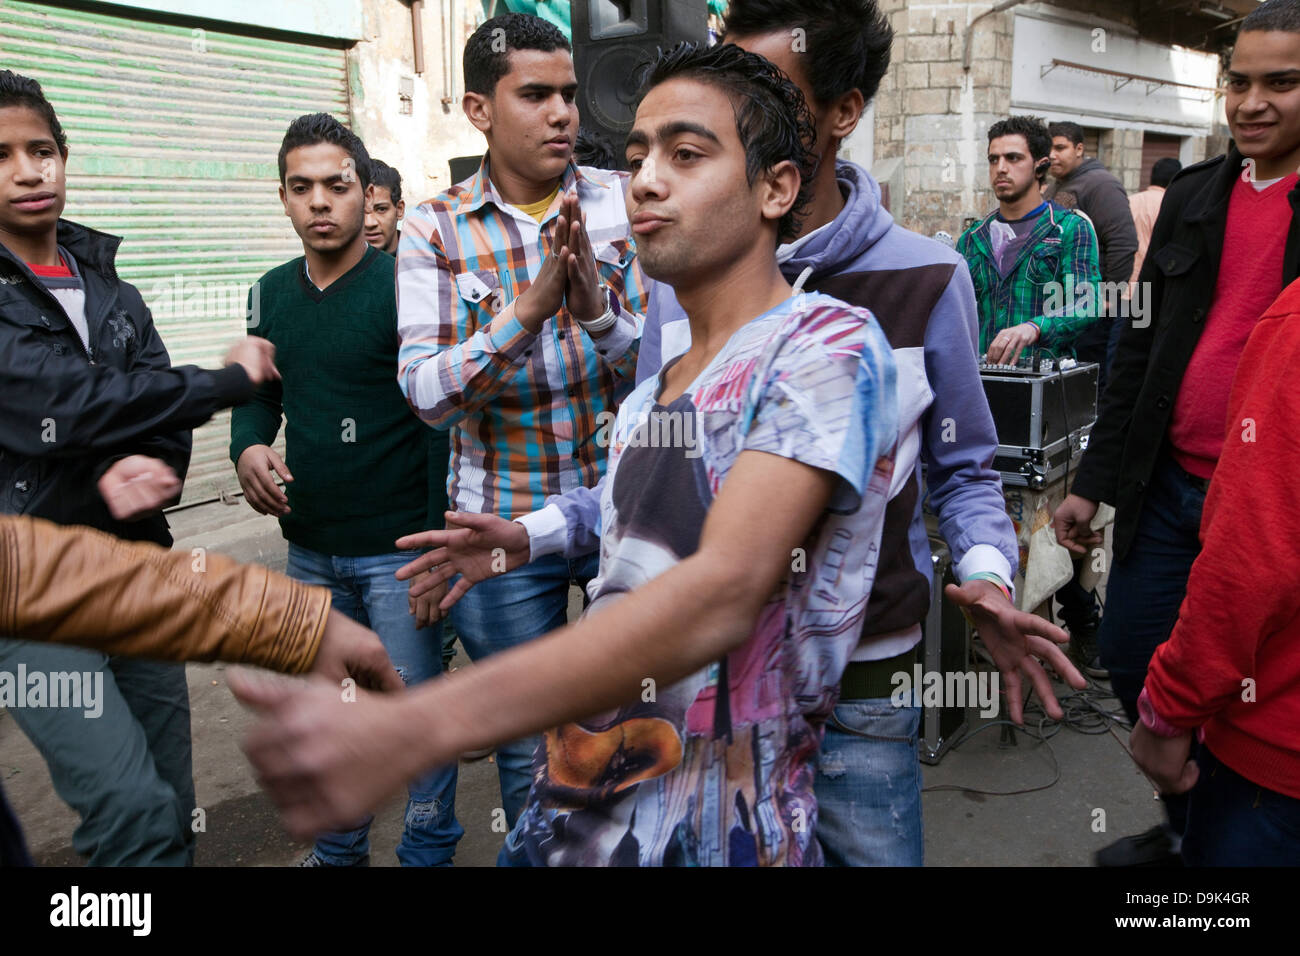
[1137, 687, 1187, 738]
[577, 287, 619, 334]
[965, 571, 1011, 601]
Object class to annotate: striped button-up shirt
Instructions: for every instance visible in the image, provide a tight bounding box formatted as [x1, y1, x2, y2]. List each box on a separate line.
[397, 157, 647, 519]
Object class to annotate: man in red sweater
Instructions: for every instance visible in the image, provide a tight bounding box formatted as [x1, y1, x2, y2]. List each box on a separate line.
[1054, 0, 1300, 866]
[1132, 280, 1300, 866]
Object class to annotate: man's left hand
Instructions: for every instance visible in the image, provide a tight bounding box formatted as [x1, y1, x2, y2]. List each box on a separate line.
[1130, 722, 1200, 796]
[409, 572, 448, 629]
[945, 579, 1086, 725]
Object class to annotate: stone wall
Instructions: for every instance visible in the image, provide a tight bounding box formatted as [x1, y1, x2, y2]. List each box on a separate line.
[873, 1, 1216, 238]
[349, 0, 487, 206]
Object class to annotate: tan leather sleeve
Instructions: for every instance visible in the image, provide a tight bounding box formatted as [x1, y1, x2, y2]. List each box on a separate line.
[0, 515, 329, 673]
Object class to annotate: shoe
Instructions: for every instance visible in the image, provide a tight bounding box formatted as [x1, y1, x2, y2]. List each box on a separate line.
[460, 746, 494, 762]
[298, 850, 370, 867]
[1080, 654, 1109, 680]
[1095, 824, 1182, 867]
[1063, 609, 1109, 679]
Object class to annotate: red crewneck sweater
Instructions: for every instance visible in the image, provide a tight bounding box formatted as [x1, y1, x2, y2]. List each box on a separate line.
[1146, 277, 1300, 800]
[1168, 172, 1298, 479]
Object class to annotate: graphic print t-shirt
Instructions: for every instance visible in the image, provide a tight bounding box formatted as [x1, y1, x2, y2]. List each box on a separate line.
[515, 292, 899, 866]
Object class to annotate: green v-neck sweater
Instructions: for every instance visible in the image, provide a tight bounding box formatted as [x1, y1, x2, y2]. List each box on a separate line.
[230, 245, 449, 556]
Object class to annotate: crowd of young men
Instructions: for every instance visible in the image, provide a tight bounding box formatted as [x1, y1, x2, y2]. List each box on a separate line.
[2, 0, 1299, 867]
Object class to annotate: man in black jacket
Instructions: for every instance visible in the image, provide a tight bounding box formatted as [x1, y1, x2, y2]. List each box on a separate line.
[0, 70, 276, 864]
[1054, 0, 1300, 866]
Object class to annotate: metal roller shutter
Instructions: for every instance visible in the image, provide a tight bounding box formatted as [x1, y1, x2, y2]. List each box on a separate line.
[0, 0, 351, 505]
[1141, 133, 1182, 189]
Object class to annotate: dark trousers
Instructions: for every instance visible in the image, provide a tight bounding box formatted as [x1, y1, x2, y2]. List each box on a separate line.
[1183, 747, 1300, 866]
[1098, 454, 1207, 832]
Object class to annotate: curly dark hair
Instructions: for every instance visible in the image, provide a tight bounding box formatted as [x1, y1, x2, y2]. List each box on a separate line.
[464, 13, 571, 96]
[988, 115, 1052, 183]
[369, 158, 402, 205]
[639, 42, 817, 244]
[722, 0, 894, 106]
[0, 70, 67, 155]
[278, 112, 372, 190]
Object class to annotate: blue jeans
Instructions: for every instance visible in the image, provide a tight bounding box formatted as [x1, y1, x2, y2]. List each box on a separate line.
[0, 639, 194, 865]
[1183, 746, 1300, 866]
[815, 698, 924, 866]
[450, 551, 599, 829]
[287, 543, 463, 866]
[1098, 454, 1206, 833]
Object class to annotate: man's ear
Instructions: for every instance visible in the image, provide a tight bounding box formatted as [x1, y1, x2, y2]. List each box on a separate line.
[396, 199, 406, 219]
[463, 90, 492, 135]
[760, 158, 803, 227]
[828, 88, 866, 143]
[279, 183, 289, 217]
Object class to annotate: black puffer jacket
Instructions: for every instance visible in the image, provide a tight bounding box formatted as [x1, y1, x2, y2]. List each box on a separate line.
[0, 219, 252, 545]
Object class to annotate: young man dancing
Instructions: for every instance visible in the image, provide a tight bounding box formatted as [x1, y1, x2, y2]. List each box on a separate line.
[235, 42, 898, 867]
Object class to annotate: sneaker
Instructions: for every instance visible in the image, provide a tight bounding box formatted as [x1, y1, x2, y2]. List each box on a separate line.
[1095, 824, 1182, 867]
[298, 850, 370, 867]
[1063, 609, 1109, 679]
[1081, 654, 1109, 680]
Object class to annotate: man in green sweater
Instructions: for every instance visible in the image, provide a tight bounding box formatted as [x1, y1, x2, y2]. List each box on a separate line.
[229, 113, 461, 866]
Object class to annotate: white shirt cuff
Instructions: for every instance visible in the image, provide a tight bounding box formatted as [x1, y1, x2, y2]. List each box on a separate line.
[515, 504, 568, 562]
[955, 544, 1016, 602]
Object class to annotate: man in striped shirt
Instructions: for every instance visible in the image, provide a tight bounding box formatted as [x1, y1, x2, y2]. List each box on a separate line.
[395, 13, 647, 828]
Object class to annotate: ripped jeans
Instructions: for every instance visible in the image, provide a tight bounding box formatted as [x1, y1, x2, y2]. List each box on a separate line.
[814, 699, 923, 866]
[287, 544, 463, 866]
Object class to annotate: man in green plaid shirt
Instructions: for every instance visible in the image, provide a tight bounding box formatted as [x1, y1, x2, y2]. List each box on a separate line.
[958, 115, 1101, 365]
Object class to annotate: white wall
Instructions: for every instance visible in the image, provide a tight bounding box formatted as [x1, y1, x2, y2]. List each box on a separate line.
[1010, 6, 1220, 134]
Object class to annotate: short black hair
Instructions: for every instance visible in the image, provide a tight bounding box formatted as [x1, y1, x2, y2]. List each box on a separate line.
[0, 70, 68, 155]
[723, 0, 894, 106]
[574, 127, 617, 170]
[988, 116, 1052, 183]
[1241, 0, 1300, 33]
[464, 13, 571, 97]
[1150, 157, 1182, 188]
[638, 42, 816, 244]
[369, 158, 402, 206]
[1048, 121, 1086, 148]
[277, 113, 371, 191]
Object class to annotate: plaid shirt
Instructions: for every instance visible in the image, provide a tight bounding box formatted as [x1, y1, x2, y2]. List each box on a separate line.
[957, 202, 1101, 355]
[397, 157, 647, 519]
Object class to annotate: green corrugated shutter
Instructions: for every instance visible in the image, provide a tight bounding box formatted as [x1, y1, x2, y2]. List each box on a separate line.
[0, 1, 350, 505]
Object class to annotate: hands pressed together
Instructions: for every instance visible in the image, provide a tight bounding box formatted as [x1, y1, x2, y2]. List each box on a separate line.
[513, 188, 607, 332]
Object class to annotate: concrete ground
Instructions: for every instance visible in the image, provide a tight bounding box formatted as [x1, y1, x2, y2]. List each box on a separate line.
[1, 500, 1162, 866]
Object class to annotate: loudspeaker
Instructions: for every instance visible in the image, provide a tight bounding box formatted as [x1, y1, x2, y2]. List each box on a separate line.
[571, 0, 709, 168]
[449, 154, 484, 186]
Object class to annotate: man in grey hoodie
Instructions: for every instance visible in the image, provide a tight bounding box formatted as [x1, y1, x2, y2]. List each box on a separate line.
[399, 0, 1085, 867]
[1045, 122, 1139, 296]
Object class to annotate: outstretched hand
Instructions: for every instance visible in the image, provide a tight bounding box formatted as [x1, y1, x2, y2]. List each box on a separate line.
[395, 511, 531, 612]
[944, 580, 1086, 725]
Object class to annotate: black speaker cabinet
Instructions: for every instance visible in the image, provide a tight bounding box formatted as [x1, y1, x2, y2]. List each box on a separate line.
[571, 0, 709, 167]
